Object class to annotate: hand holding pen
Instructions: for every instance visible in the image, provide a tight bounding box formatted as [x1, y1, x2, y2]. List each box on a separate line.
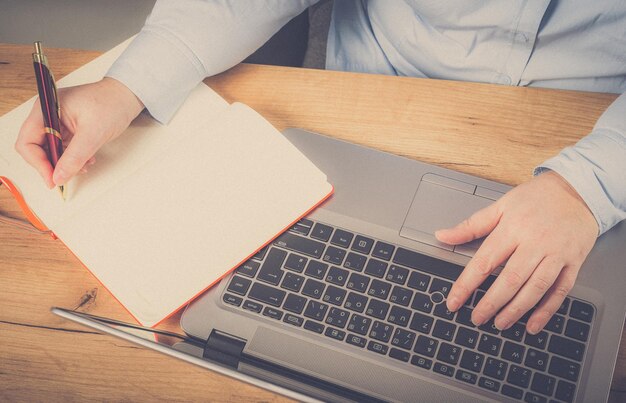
[32, 41, 65, 198]
[15, 43, 145, 194]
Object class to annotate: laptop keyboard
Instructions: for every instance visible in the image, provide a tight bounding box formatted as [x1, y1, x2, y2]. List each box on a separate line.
[223, 218, 594, 403]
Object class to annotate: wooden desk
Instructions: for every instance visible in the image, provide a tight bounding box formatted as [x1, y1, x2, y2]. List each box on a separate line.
[1, 44, 624, 402]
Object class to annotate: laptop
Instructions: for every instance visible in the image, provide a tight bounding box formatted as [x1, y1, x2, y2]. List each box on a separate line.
[55, 128, 626, 402]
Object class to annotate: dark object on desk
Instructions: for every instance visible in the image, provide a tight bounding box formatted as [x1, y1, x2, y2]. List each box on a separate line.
[32, 41, 65, 198]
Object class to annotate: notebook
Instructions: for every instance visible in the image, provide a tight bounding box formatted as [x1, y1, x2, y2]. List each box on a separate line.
[0, 38, 333, 327]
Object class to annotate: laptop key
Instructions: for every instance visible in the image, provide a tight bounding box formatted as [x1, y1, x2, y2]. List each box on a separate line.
[367, 340, 389, 355]
[565, 319, 590, 342]
[407, 271, 431, 292]
[548, 335, 585, 361]
[433, 362, 454, 377]
[330, 229, 354, 248]
[284, 253, 308, 273]
[455, 369, 477, 385]
[525, 348, 549, 371]
[257, 248, 287, 285]
[548, 356, 580, 382]
[248, 282, 286, 306]
[283, 293, 307, 314]
[369, 321, 394, 342]
[530, 372, 556, 397]
[411, 291, 434, 313]
[323, 285, 347, 306]
[304, 320, 324, 334]
[432, 320, 456, 341]
[281, 272, 305, 292]
[386, 265, 409, 285]
[478, 318, 500, 335]
[326, 266, 349, 286]
[429, 278, 453, 297]
[388, 305, 412, 327]
[236, 260, 260, 277]
[347, 313, 372, 335]
[478, 377, 500, 393]
[344, 292, 368, 313]
[323, 246, 347, 265]
[388, 287, 413, 308]
[555, 380, 576, 403]
[391, 328, 416, 350]
[413, 335, 438, 357]
[263, 306, 283, 320]
[501, 384, 523, 400]
[411, 355, 433, 370]
[393, 247, 463, 281]
[242, 299, 263, 313]
[364, 258, 388, 278]
[569, 300, 594, 323]
[557, 297, 571, 315]
[283, 313, 304, 327]
[544, 314, 565, 334]
[302, 278, 326, 299]
[304, 300, 329, 321]
[324, 327, 346, 341]
[346, 334, 367, 348]
[389, 348, 410, 362]
[433, 303, 455, 320]
[347, 272, 370, 293]
[409, 312, 434, 334]
[483, 357, 508, 380]
[366, 299, 390, 319]
[275, 232, 325, 259]
[507, 365, 532, 388]
[305, 260, 328, 279]
[344, 252, 367, 272]
[478, 334, 502, 356]
[223, 293, 243, 307]
[501, 341, 525, 364]
[460, 350, 484, 373]
[227, 275, 252, 295]
[252, 246, 268, 261]
[436, 342, 461, 365]
[325, 307, 350, 328]
[524, 391, 546, 403]
[455, 326, 479, 348]
[455, 306, 475, 328]
[368, 279, 391, 299]
[524, 330, 548, 350]
[310, 222, 333, 242]
[372, 241, 395, 261]
[352, 235, 374, 254]
[502, 322, 525, 342]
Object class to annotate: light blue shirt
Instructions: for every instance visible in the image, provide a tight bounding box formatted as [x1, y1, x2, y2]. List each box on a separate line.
[107, 0, 626, 235]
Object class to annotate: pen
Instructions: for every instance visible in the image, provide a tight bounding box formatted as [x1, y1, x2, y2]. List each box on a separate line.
[32, 41, 65, 199]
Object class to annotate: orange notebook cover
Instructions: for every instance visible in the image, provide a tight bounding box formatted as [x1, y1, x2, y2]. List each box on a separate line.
[0, 38, 333, 327]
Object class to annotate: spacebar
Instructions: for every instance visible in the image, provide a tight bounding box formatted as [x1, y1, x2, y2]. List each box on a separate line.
[393, 247, 464, 281]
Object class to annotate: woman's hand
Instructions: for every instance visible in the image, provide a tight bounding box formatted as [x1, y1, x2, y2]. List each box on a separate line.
[437, 171, 598, 334]
[15, 77, 144, 188]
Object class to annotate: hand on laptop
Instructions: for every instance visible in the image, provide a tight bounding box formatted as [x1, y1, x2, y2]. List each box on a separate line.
[437, 171, 598, 334]
[16, 77, 143, 189]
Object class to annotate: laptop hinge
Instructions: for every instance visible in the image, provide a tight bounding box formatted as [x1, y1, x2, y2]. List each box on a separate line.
[203, 329, 247, 368]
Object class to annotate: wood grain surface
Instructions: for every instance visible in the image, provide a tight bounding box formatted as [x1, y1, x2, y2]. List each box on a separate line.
[0, 43, 623, 402]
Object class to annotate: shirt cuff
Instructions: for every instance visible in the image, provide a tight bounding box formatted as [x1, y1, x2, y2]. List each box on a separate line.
[105, 27, 207, 124]
[534, 128, 626, 236]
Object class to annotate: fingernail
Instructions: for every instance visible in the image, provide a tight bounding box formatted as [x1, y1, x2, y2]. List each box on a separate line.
[495, 317, 510, 331]
[527, 322, 540, 335]
[53, 168, 67, 185]
[472, 312, 486, 326]
[447, 295, 460, 311]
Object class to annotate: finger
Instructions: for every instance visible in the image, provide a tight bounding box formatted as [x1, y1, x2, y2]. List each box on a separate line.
[525, 266, 577, 334]
[15, 105, 55, 188]
[52, 131, 103, 185]
[435, 201, 501, 245]
[473, 245, 543, 329]
[446, 225, 516, 313]
[495, 256, 564, 333]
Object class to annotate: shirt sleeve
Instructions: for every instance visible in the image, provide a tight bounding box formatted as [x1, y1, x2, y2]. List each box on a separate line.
[535, 91, 626, 235]
[106, 0, 317, 123]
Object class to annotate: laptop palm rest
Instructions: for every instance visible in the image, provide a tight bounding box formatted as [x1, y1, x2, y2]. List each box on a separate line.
[246, 326, 493, 403]
[400, 174, 498, 254]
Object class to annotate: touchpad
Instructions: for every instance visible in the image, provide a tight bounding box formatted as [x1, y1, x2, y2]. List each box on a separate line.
[400, 174, 498, 252]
